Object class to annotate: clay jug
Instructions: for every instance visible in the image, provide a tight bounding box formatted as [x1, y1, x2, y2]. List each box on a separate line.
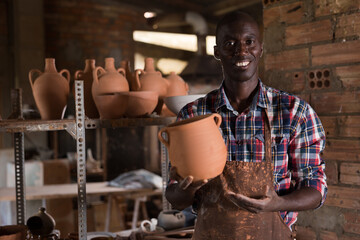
[0, 225, 27, 240]
[92, 57, 129, 97]
[26, 207, 56, 236]
[74, 59, 99, 118]
[165, 71, 189, 97]
[134, 58, 169, 98]
[158, 113, 227, 181]
[120, 60, 136, 91]
[29, 58, 70, 120]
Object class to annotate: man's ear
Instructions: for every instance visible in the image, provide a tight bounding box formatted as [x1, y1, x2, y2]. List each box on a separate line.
[214, 45, 220, 60]
[260, 43, 264, 58]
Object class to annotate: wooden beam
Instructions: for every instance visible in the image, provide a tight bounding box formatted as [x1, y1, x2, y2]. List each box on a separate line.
[207, 0, 263, 16]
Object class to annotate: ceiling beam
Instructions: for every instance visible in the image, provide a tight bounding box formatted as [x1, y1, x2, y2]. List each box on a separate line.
[207, 0, 263, 16]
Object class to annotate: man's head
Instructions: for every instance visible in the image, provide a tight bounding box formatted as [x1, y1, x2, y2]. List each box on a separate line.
[214, 11, 263, 83]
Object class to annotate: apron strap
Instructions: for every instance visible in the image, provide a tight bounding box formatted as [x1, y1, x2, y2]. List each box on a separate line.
[264, 110, 272, 164]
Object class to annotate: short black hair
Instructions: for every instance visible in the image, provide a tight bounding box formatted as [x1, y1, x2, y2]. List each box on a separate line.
[215, 11, 260, 44]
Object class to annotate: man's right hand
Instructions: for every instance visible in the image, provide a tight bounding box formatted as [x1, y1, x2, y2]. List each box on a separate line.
[165, 166, 208, 210]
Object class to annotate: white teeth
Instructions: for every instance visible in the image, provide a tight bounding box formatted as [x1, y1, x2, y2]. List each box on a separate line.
[236, 61, 250, 67]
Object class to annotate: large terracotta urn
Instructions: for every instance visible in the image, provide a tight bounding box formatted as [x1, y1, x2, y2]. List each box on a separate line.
[165, 71, 189, 97]
[158, 113, 227, 181]
[74, 59, 99, 118]
[92, 57, 129, 97]
[29, 58, 70, 120]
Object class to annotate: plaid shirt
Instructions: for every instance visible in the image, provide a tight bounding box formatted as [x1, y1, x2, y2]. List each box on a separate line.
[177, 80, 327, 229]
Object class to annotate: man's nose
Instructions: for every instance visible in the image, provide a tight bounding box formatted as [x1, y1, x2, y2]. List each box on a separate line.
[234, 43, 248, 55]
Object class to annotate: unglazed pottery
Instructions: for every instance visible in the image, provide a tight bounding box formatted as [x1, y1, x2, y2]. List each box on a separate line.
[117, 91, 158, 117]
[26, 207, 56, 236]
[0, 225, 27, 240]
[74, 59, 99, 118]
[165, 71, 189, 97]
[92, 57, 129, 97]
[158, 113, 227, 181]
[29, 58, 70, 120]
[93, 92, 128, 119]
[120, 60, 136, 91]
[164, 94, 206, 115]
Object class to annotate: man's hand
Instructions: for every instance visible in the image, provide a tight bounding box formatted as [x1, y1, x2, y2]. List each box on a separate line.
[165, 166, 208, 210]
[225, 186, 281, 213]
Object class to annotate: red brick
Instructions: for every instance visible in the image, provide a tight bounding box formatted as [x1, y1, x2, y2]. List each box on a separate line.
[325, 160, 339, 184]
[314, 0, 360, 17]
[322, 139, 360, 162]
[286, 19, 332, 46]
[343, 211, 360, 235]
[296, 226, 317, 240]
[336, 13, 360, 38]
[320, 116, 360, 138]
[320, 230, 338, 240]
[325, 185, 360, 209]
[311, 91, 360, 114]
[285, 71, 305, 92]
[265, 48, 309, 70]
[312, 40, 360, 66]
[336, 65, 360, 88]
[340, 163, 360, 185]
[263, 2, 304, 28]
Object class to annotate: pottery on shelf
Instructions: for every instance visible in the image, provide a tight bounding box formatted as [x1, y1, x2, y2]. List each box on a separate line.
[92, 57, 129, 97]
[158, 113, 227, 181]
[165, 71, 189, 97]
[29, 58, 70, 120]
[74, 59, 99, 118]
[26, 207, 56, 236]
[164, 94, 206, 115]
[93, 92, 129, 119]
[120, 60, 136, 91]
[116, 91, 159, 117]
[0, 225, 27, 240]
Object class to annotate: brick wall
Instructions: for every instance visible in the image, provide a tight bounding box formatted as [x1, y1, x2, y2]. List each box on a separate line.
[263, 0, 360, 239]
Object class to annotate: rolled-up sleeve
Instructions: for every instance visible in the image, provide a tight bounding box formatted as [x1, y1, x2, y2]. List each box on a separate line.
[289, 104, 327, 207]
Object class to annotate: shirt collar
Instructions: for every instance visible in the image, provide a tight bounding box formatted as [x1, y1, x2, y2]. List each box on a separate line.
[214, 79, 270, 112]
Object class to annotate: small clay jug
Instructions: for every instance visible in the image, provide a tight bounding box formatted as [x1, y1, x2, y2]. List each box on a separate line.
[29, 58, 70, 120]
[158, 113, 227, 181]
[26, 207, 56, 236]
[120, 60, 136, 91]
[165, 71, 189, 97]
[92, 57, 129, 97]
[74, 59, 99, 118]
[133, 58, 169, 98]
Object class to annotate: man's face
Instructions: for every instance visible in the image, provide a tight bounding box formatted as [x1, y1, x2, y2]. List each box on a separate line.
[214, 19, 263, 83]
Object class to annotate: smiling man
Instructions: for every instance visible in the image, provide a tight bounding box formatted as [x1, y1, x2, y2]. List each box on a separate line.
[165, 11, 327, 240]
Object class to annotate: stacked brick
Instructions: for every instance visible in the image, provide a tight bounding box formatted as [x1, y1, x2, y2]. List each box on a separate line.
[263, 0, 360, 239]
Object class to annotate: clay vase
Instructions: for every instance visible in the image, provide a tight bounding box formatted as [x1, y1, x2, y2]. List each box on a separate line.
[93, 93, 129, 119]
[74, 59, 99, 118]
[26, 207, 56, 236]
[117, 91, 159, 117]
[29, 58, 70, 120]
[0, 225, 27, 240]
[92, 57, 129, 97]
[165, 71, 189, 97]
[120, 60, 136, 91]
[158, 113, 227, 181]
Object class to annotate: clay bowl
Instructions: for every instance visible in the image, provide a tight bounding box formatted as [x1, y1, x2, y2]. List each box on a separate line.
[164, 94, 205, 115]
[116, 91, 159, 117]
[93, 92, 129, 119]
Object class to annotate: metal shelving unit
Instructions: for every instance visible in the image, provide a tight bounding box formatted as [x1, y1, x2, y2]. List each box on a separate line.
[0, 80, 175, 240]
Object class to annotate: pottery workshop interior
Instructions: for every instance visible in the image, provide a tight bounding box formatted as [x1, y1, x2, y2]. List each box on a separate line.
[0, 0, 359, 239]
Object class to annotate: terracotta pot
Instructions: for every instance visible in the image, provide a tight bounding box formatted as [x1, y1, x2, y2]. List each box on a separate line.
[92, 57, 129, 97]
[26, 207, 55, 236]
[165, 71, 189, 97]
[74, 59, 99, 118]
[120, 60, 136, 91]
[133, 58, 169, 99]
[0, 225, 27, 240]
[158, 113, 227, 181]
[116, 91, 159, 117]
[29, 58, 70, 120]
[94, 92, 128, 119]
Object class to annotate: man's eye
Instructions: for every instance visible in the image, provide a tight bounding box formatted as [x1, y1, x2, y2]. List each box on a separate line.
[224, 41, 235, 47]
[246, 39, 255, 45]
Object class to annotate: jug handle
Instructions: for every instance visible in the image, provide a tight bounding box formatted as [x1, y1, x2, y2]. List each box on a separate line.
[28, 69, 42, 89]
[59, 69, 71, 83]
[134, 69, 144, 90]
[117, 67, 126, 76]
[158, 128, 170, 148]
[213, 113, 222, 127]
[74, 70, 84, 80]
[93, 66, 106, 84]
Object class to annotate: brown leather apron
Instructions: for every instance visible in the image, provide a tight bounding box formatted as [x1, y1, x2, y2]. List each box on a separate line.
[192, 112, 293, 240]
